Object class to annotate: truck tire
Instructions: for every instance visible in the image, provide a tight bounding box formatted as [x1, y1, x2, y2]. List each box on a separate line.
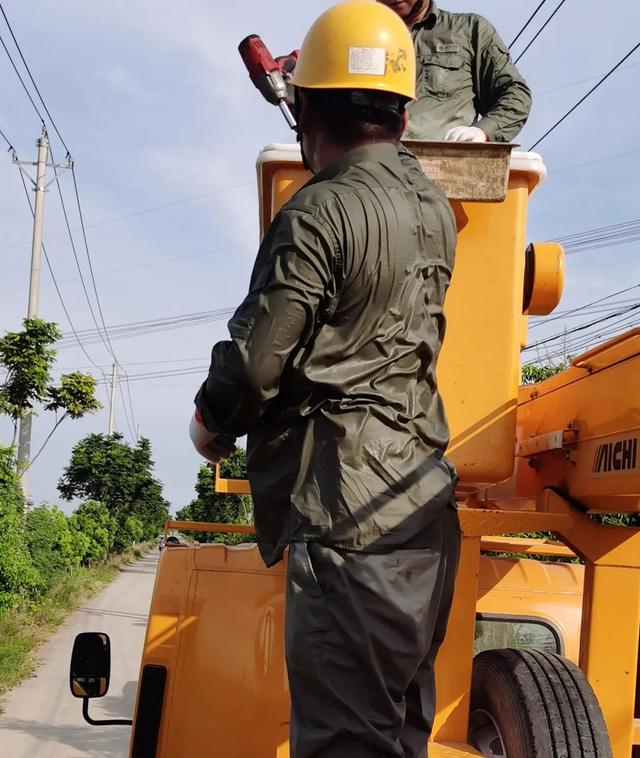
[469, 649, 612, 758]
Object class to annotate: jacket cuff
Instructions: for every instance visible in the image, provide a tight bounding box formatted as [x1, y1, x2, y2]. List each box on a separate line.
[474, 117, 501, 142]
[194, 383, 227, 436]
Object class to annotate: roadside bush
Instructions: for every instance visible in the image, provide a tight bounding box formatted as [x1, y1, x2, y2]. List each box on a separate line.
[26, 505, 79, 584]
[113, 514, 145, 552]
[0, 446, 42, 608]
[68, 500, 111, 565]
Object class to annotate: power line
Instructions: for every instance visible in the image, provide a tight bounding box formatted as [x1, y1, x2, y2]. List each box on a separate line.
[0, 2, 70, 154]
[56, 307, 235, 349]
[117, 379, 136, 442]
[0, 180, 254, 253]
[530, 41, 640, 151]
[0, 124, 13, 149]
[0, 240, 254, 297]
[529, 284, 640, 330]
[70, 164, 118, 361]
[529, 297, 640, 328]
[509, 0, 549, 48]
[0, 30, 44, 123]
[536, 60, 640, 99]
[18, 169, 101, 371]
[514, 0, 568, 65]
[47, 141, 114, 359]
[552, 148, 640, 176]
[123, 372, 138, 437]
[524, 302, 640, 352]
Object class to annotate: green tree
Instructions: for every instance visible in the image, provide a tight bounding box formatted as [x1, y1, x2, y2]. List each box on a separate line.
[68, 501, 112, 564]
[0, 446, 42, 607]
[26, 505, 78, 583]
[112, 515, 145, 552]
[521, 359, 570, 385]
[0, 318, 100, 453]
[177, 449, 253, 545]
[58, 434, 169, 544]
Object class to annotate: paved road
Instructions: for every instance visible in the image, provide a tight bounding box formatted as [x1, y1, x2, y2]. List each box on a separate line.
[0, 551, 158, 758]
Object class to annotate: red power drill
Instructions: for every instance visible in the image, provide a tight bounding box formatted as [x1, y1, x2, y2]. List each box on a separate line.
[238, 35, 298, 130]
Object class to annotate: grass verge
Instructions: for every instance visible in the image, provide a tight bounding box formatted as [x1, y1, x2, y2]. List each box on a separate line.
[0, 542, 154, 702]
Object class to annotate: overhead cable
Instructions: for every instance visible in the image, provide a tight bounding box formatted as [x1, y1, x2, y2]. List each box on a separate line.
[0, 180, 254, 253]
[514, 0, 568, 65]
[48, 142, 114, 359]
[530, 41, 640, 150]
[70, 164, 119, 360]
[524, 302, 640, 352]
[0, 2, 70, 154]
[0, 124, 13, 149]
[57, 307, 236, 349]
[18, 170, 102, 370]
[509, 0, 549, 48]
[0, 30, 44, 123]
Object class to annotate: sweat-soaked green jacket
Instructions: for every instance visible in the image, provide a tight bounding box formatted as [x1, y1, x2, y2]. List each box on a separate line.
[196, 143, 458, 567]
[406, 1, 532, 141]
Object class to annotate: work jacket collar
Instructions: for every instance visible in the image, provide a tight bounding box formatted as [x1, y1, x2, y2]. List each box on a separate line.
[307, 142, 402, 185]
[413, 0, 439, 30]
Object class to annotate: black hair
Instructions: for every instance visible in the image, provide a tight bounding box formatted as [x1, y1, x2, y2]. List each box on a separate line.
[300, 88, 407, 148]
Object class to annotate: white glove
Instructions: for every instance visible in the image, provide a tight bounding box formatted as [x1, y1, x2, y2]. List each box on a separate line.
[189, 410, 236, 463]
[444, 126, 488, 143]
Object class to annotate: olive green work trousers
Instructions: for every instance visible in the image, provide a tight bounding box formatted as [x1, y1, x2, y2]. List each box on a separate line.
[285, 504, 461, 758]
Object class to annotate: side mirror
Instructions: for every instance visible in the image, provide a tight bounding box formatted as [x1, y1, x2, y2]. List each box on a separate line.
[70, 632, 111, 699]
[69, 632, 132, 727]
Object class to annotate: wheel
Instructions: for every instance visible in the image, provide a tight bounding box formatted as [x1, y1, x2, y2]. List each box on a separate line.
[469, 649, 612, 758]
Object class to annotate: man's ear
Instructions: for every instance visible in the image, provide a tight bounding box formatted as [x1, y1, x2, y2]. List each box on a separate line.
[296, 90, 311, 134]
[402, 110, 409, 131]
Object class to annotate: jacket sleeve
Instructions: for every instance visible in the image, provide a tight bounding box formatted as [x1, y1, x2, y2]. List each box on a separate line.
[195, 208, 339, 438]
[473, 17, 532, 142]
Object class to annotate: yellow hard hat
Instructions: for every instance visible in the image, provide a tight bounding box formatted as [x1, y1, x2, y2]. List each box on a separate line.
[291, 0, 416, 101]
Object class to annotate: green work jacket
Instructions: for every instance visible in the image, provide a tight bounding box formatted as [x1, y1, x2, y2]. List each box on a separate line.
[406, 1, 532, 141]
[196, 143, 458, 566]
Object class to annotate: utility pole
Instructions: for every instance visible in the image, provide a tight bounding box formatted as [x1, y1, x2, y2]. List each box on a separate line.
[16, 127, 49, 498]
[108, 363, 118, 436]
[13, 127, 72, 499]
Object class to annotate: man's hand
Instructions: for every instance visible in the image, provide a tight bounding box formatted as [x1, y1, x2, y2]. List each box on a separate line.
[444, 125, 488, 143]
[189, 410, 236, 463]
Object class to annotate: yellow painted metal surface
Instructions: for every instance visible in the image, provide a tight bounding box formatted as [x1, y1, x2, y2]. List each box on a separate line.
[257, 147, 548, 486]
[580, 563, 640, 757]
[432, 536, 480, 742]
[132, 526, 585, 757]
[476, 551, 583, 664]
[525, 241, 565, 315]
[509, 329, 640, 512]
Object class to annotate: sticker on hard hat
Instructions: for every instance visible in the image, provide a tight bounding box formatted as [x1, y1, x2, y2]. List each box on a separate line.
[348, 47, 386, 76]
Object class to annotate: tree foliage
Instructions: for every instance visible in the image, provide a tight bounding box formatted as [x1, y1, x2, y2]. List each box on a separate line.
[521, 360, 570, 385]
[0, 446, 42, 607]
[0, 318, 100, 451]
[68, 501, 112, 565]
[59, 433, 169, 543]
[0, 319, 60, 422]
[176, 449, 253, 545]
[26, 505, 79, 582]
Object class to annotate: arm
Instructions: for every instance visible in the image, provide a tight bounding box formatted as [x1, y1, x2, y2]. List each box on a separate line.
[195, 208, 338, 438]
[473, 17, 532, 142]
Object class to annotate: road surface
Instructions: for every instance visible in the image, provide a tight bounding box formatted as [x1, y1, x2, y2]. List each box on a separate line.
[0, 551, 158, 758]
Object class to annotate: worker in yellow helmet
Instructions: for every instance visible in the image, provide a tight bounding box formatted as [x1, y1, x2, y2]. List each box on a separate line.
[192, 3, 460, 755]
[377, 0, 532, 141]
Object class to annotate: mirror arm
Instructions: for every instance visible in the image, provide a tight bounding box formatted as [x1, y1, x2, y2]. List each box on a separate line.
[82, 697, 133, 727]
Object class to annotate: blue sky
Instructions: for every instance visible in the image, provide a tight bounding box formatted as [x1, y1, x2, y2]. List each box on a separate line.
[0, 0, 638, 512]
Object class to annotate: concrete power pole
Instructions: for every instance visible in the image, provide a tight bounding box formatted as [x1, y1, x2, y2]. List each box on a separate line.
[108, 363, 118, 436]
[16, 127, 50, 498]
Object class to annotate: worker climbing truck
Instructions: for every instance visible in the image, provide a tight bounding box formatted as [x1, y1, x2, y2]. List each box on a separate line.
[68, 31, 639, 758]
